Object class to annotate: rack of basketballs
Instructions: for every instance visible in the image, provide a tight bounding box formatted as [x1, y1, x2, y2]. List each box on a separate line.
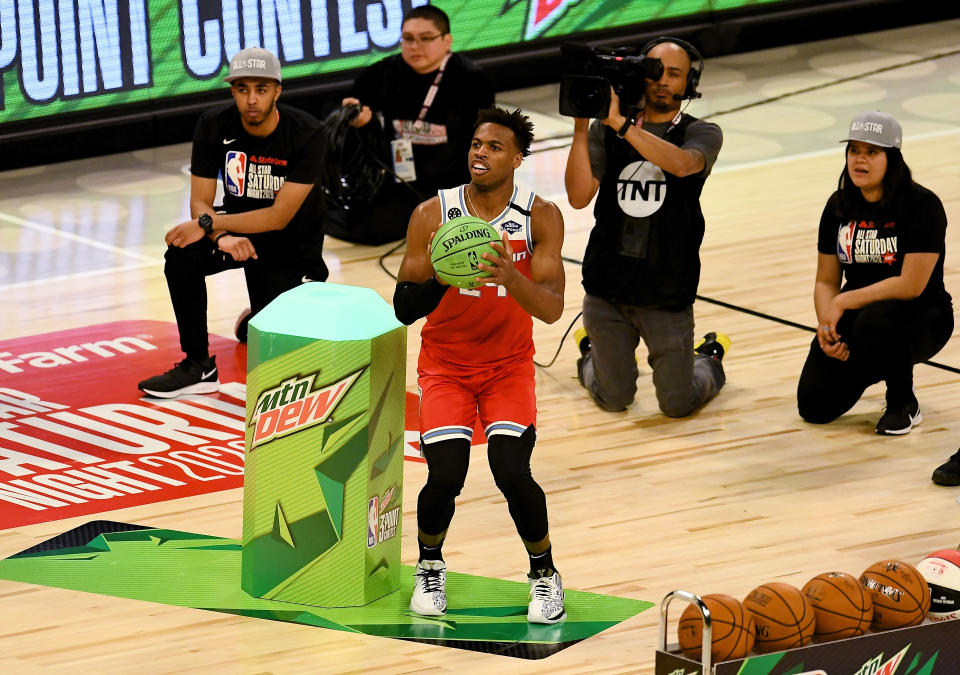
[673, 547, 960, 663]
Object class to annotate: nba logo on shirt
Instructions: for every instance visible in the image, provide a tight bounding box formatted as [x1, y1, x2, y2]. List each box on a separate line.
[837, 221, 855, 263]
[367, 496, 379, 547]
[225, 151, 247, 197]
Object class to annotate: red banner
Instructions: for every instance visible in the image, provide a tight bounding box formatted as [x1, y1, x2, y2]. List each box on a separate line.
[0, 322, 486, 529]
[0, 321, 250, 529]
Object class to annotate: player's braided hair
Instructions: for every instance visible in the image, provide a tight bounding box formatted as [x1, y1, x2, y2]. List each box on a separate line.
[475, 107, 534, 156]
[317, 104, 389, 211]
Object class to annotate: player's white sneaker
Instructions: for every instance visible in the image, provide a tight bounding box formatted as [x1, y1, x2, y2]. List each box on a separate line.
[410, 560, 447, 616]
[527, 571, 566, 624]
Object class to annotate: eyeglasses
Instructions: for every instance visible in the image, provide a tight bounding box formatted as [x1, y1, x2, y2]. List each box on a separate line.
[400, 33, 445, 47]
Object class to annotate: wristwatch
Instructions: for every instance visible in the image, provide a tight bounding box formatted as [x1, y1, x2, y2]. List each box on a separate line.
[198, 213, 214, 236]
[617, 117, 635, 138]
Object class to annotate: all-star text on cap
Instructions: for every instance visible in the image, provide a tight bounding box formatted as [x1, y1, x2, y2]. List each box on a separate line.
[225, 47, 282, 83]
[839, 110, 902, 149]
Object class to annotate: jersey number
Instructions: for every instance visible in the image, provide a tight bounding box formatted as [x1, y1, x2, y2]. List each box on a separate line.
[459, 282, 507, 298]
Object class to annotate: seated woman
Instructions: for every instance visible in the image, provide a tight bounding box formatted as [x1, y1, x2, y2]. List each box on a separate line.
[797, 111, 953, 435]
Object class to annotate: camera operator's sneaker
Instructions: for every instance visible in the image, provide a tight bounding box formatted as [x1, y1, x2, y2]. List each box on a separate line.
[527, 571, 566, 624]
[574, 327, 591, 386]
[410, 560, 446, 616]
[875, 397, 922, 436]
[694, 332, 731, 361]
[932, 450, 960, 486]
[138, 356, 219, 399]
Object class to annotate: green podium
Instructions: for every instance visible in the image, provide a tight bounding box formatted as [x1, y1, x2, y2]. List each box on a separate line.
[241, 282, 406, 607]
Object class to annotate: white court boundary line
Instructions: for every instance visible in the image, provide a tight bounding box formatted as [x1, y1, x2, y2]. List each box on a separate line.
[0, 211, 163, 263]
[712, 126, 960, 174]
[0, 261, 159, 291]
[540, 126, 960, 203]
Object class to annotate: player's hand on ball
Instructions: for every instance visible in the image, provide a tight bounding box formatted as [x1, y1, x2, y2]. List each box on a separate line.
[165, 219, 206, 248]
[219, 235, 258, 261]
[478, 233, 517, 287]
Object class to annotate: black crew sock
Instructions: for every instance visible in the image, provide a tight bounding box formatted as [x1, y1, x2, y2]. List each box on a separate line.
[418, 540, 444, 563]
[528, 545, 556, 578]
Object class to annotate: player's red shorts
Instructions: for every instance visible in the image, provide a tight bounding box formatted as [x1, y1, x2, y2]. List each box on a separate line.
[418, 359, 536, 445]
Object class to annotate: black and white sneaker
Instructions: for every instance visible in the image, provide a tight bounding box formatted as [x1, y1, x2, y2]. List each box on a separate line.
[138, 356, 219, 398]
[410, 560, 446, 616]
[527, 571, 566, 624]
[876, 398, 922, 436]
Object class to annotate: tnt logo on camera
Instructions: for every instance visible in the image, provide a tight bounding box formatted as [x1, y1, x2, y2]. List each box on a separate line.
[225, 151, 247, 197]
[617, 160, 667, 217]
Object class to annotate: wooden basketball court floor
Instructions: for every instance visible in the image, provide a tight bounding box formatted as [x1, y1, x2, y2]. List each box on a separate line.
[2, 19, 960, 674]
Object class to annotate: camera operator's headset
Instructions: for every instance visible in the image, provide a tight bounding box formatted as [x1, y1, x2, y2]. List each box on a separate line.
[639, 37, 704, 100]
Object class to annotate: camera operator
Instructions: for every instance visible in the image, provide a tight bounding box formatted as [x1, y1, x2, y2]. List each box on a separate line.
[564, 37, 728, 418]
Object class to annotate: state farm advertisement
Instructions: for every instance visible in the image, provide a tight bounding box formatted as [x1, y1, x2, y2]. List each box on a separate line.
[0, 321, 248, 529]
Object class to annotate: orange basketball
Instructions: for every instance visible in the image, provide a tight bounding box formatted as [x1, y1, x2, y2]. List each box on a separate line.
[859, 559, 930, 630]
[802, 572, 873, 640]
[743, 582, 815, 653]
[678, 594, 755, 662]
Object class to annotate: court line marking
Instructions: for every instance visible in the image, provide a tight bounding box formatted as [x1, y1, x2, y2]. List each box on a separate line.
[532, 126, 960, 175]
[712, 126, 960, 174]
[0, 261, 159, 291]
[0, 211, 163, 264]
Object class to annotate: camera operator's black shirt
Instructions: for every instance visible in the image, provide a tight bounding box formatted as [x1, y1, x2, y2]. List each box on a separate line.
[581, 115, 722, 308]
[350, 53, 494, 199]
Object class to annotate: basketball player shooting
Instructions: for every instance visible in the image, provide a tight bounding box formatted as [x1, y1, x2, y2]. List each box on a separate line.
[393, 107, 567, 623]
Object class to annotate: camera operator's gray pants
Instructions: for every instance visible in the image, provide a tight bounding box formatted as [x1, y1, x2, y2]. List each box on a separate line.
[578, 294, 725, 417]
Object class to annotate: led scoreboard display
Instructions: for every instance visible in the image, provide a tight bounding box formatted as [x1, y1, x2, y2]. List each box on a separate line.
[0, 0, 794, 133]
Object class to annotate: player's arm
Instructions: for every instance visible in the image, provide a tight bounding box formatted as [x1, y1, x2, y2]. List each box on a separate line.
[394, 198, 449, 325]
[480, 197, 565, 324]
[603, 88, 706, 177]
[837, 253, 939, 308]
[189, 175, 218, 221]
[813, 252, 847, 358]
[564, 118, 600, 209]
[207, 181, 314, 234]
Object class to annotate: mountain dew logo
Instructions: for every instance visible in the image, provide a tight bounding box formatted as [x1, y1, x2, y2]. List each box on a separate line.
[250, 368, 363, 449]
[502, 0, 581, 40]
[854, 645, 909, 675]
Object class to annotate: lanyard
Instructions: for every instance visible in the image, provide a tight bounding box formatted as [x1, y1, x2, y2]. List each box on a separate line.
[413, 54, 451, 131]
[635, 109, 683, 137]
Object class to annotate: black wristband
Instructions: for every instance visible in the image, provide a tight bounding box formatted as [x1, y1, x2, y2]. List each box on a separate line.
[617, 118, 634, 138]
[213, 231, 229, 248]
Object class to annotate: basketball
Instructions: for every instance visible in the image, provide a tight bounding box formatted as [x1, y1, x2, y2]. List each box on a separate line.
[430, 216, 502, 288]
[801, 572, 873, 640]
[859, 559, 930, 629]
[677, 594, 755, 662]
[743, 582, 815, 653]
[917, 548, 960, 622]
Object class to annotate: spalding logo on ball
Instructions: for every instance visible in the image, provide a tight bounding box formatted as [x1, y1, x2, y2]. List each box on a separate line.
[431, 215, 502, 289]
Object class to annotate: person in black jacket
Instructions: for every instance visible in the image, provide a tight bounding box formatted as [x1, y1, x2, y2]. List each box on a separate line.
[564, 37, 729, 418]
[326, 5, 494, 245]
[797, 111, 953, 435]
[138, 47, 327, 398]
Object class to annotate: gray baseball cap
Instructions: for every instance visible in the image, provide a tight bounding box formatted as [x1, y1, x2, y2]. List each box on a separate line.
[840, 111, 902, 149]
[225, 47, 281, 83]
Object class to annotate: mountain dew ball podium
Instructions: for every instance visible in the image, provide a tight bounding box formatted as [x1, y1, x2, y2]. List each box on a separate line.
[430, 215, 502, 288]
[241, 282, 406, 608]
